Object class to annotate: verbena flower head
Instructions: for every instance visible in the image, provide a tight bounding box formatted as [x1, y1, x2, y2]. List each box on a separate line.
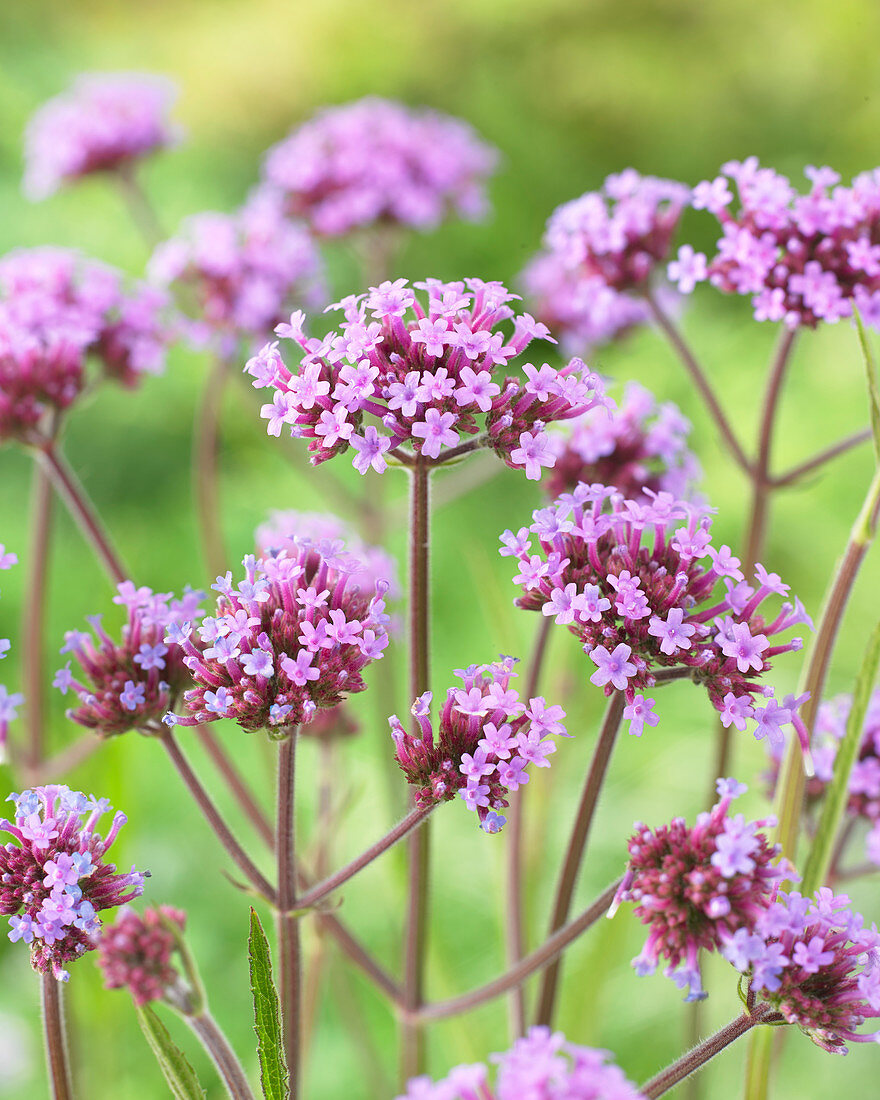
[1, 786, 146, 981]
[543, 382, 700, 502]
[765, 690, 880, 869]
[390, 656, 567, 833]
[255, 509, 400, 600]
[723, 888, 880, 1053]
[543, 171, 691, 293]
[98, 904, 185, 1007]
[503, 484, 811, 747]
[0, 247, 173, 443]
[164, 547, 390, 735]
[397, 1025, 644, 1099]
[24, 73, 180, 200]
[148, 197, 324, 353]
[0, 545, 22, 764]
[520, 249, 652, 353]
[54, 582, 204, 738]
[613, 778, 785, 1002]
[247, 278, 608, 478]
[258, 97, 498, 237]
[688, 159, 880, 328]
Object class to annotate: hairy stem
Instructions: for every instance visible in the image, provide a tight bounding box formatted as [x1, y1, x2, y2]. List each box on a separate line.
[22, 464, 54, 770]
[276, 734, 300, 1098]
[160, 728, 275, 902]
[533, 691, 626, 1026]
[188, 1012, 256, 1100]
[641, 1005, 778, 1099]
[413, 878, 621, 1022]
[41, 974, 73, 1100]
[401, 460, 431, 1081]
[506, 615, 552, 1038]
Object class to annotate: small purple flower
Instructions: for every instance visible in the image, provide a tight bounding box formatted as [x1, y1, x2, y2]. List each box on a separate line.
[589, 643, 637, 690]
[98, 905, 186, 1007]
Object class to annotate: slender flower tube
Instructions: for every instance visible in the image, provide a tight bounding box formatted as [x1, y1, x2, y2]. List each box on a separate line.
[257, 98, 498, 237]
[391, 656, 567, 832]
[2, 786, 146, 980]
[23, 73, 180, 200]
[246, 277, 608, 477]
[612, 778, 787, 1001]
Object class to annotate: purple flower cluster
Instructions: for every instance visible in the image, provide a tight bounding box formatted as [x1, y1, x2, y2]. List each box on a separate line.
[258, 97, 498, 237]
[520, 250, 652, 353]
[24, 73, 180, 200]
[255, 509, 400, 601]
[53, 581, 204, 738]
[723, 888, 880, 1053]
[686, 159, 880, 328]
[390, 656, 566, 833]
[612, 778, 785, 1001]
[148, 196, 324, 352]
[98, 904, 186, 1007]
[0, 246, 172, 442]
[1, 785, 146, 981]
[247, 278, 608, 478]
[0, 544, 22, 763]
[503, 484, 810, 744]
[765, 690, 880, 869]
[397, 1026, 644, 1100]
[543, 381, 700, 503]
[543, 171, 690, 293]
[163, 546, 390, 735]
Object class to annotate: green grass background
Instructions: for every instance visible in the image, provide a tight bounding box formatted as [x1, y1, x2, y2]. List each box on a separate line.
[2, 0, 880, 1096]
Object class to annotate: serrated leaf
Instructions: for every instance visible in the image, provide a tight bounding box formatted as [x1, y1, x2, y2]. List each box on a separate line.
[802, 618, 880, 894]
[136, 1005, 206, 1100]
[249, 908, 289, 1100]
[854, 307, 880, 465]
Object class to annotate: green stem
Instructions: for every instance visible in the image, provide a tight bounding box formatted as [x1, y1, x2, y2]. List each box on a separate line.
[276, 733, 300, 1098]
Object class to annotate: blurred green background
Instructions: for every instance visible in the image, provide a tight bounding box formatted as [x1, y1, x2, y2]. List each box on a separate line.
[2, 0, 880, 1096]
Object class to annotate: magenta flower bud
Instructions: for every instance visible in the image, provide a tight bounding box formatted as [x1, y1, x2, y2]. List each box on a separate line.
[615, 779, 784, 1002]
[504, 484, 810, 747]
[391, 656, 566, 832]
[250, 277, 608, 477]
[23, 73, 181, 201]
[98, 905, 186, 1007]
[2, 786, 146, 982]
[694, 159, 880, 329]
[543, 382, 700, 503]
[55, 582, 204, 738]
[723, 888, 880, 1053]
[166, 545, 390, 735]
[257, 97, 498, 237]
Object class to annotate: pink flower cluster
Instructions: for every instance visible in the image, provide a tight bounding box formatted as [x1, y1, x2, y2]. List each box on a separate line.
[2, 785, 145, 981]
[148, 196, 324, 351]
[163, 545, 390, 735]
[247, 278, 608, 478]
[503, 484, 810, 745]
[686, 159, 880, 328]
[723, 888, 880, 1053]
[98, 905, 186, 1007]
[613, 778, 785, 1001]
[765, 689, 880, 869]
[390, 656, 567, 833]
[24, 73, 180, 200]
[543, 170, 690, 293]
[397, 1026, 644, 1100]
[0, 544, 22, 763]
[0, 246, 173, 442]
[258, 97, 498, 237]
[543, 381, 700, 503]
[54, 582, 205, 738]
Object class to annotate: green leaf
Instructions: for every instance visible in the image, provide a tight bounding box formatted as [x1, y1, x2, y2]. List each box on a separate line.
[248, 907, 289, 1100]
[854, 306, 880, 465]
[136, 1005, 206, 1100]
[802, 617, 880, 894]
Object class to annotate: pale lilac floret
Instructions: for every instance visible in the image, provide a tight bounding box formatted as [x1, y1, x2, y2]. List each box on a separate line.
[589, 643, 637, 690]
[648, 607, 696, 655]
[667, 245, 708, 293]
[623, 694, 659, 737]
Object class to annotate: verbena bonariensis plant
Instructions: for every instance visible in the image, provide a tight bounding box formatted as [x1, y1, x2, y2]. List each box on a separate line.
[4, 72, 880, 1100]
